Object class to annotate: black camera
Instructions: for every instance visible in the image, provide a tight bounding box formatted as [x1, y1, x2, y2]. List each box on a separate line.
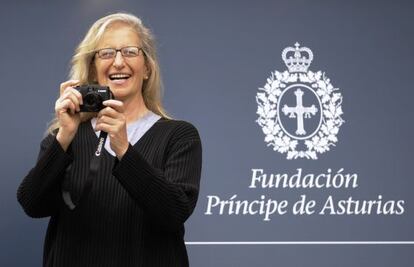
[75, 85, 114, 112]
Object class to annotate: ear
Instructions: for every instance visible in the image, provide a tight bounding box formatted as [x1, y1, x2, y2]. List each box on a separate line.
[144, 63, 150, 80]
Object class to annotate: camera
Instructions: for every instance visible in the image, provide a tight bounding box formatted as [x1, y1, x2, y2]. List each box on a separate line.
[75, 85, 114, 112]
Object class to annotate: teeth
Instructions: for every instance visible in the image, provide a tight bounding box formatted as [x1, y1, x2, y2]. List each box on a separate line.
[109, 74, 131, 79]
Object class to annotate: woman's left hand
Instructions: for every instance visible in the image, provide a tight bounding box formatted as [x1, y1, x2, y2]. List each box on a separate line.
[95, 100, 129, 159]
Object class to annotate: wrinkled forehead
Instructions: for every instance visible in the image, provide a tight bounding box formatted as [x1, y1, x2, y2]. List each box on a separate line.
[97, 22, 141, 48]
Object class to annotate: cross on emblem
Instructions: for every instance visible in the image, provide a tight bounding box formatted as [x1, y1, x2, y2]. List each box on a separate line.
[281, 88, 318, 135]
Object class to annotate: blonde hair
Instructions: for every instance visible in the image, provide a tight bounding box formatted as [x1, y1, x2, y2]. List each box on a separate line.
[48, 12, 169, 134]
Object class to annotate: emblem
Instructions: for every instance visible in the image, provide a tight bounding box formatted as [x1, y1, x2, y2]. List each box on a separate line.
[256, 43, 344, 159]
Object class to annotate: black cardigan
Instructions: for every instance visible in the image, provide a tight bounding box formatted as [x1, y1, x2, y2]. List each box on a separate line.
[17, 118, 202, 267]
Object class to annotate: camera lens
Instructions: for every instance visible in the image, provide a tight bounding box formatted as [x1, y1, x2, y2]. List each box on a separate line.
[83, 93, 102, 111]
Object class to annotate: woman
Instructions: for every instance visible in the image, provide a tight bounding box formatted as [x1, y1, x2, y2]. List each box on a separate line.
[17, 13, 202, 267]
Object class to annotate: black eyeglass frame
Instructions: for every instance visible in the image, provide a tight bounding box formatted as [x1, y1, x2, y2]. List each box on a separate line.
[94, 46, 146, 59]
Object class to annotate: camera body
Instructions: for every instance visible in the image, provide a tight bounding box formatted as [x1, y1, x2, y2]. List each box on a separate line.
[75, 85, 113, 112]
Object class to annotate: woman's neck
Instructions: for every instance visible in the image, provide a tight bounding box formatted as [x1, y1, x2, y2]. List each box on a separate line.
[121, 94, 149, 124]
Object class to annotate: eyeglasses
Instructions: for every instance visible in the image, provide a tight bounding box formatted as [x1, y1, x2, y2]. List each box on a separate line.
[95, 46, 145, 59]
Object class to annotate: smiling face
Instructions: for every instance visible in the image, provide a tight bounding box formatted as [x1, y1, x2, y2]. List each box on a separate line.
[94, 22, 148, 102]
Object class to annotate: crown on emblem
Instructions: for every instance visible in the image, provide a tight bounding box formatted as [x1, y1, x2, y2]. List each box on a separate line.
[281, 42, 313, 73]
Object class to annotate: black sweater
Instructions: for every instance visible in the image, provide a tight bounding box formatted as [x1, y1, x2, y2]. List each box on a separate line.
[17, 118, 202, 267]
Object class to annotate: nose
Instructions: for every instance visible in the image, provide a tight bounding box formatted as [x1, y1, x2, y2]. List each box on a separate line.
[112, 51, 125, 68]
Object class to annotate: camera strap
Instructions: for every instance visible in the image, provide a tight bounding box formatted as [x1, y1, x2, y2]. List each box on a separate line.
[62, 130, 108, 210]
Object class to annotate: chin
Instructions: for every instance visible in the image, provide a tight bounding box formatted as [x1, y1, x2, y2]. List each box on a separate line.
[113, 90, 140, 101]
[111, 91, 128, 100]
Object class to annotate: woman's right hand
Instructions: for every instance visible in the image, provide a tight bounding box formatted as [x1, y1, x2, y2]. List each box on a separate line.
[55, 80, 83, 151]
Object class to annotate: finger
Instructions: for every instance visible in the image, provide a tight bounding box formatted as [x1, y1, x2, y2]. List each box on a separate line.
[98, 106, 122, 119]
[96, 115, 118, 126]
[56, 99, 76, 114]
[60, 80, 80, 95]
[55, 98, 70, 111]
[61, 91, 81, 112]
[61, 87, 83, 107]
[70, 101, 77, 114]
[103, 100, 125, 113]
[95, 122, 113, 133]
[66, 87, 83, 105]
[66, 100, 77, 115]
